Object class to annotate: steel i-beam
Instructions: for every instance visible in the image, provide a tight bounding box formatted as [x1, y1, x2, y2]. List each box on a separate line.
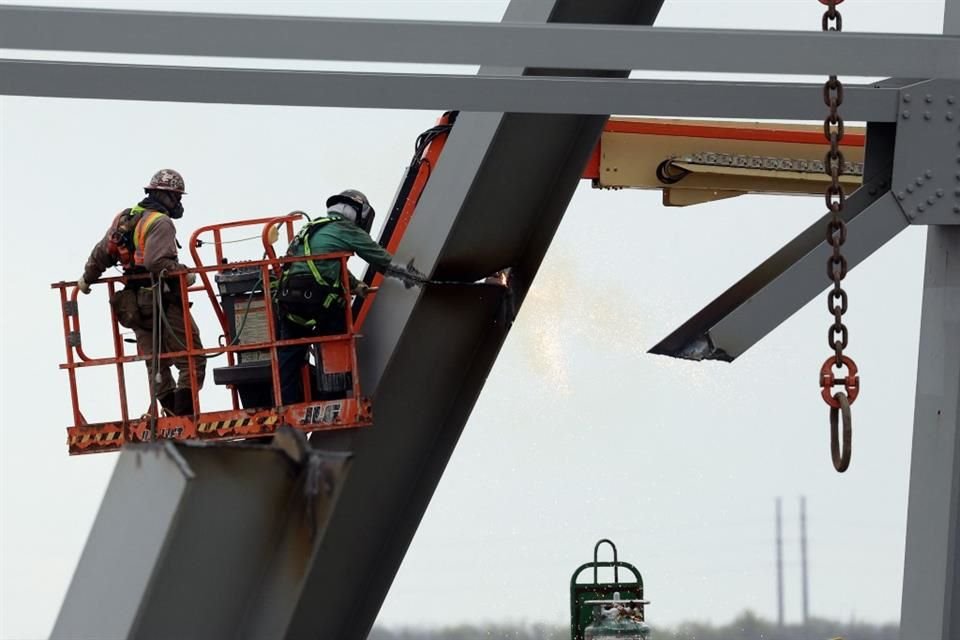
[2, 6, 960, 78]
[900, 225, 960, 639]
[898, 4, 960, 638]
[0, 59, 900, 122]
[277, 2, 668, 639]
[52, 434, 351, 640]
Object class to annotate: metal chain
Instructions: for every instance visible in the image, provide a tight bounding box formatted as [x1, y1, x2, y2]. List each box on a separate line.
[818, 0, 857, 473]
[824, 4, 847, 369]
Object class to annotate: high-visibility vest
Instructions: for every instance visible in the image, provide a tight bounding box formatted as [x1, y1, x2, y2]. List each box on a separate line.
[133, 210, 167, 267]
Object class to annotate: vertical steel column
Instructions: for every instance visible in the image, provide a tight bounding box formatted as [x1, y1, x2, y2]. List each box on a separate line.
[900, 7, 960, 629]
[900, 224, 960, 639]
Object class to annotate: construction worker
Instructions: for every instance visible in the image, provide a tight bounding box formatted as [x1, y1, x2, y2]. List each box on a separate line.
[276, 189, 421, 404]
[77, 169, 206, 416]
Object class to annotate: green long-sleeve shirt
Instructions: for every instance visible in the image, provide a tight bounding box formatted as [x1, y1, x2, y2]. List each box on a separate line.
[285, 215, 393, 288]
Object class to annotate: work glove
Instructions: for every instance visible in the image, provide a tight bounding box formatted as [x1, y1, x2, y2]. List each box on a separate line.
[385, 260, 428, 289]
[354, 282, 371, 298]
[77, 275, 91, 295]
[184, 272, 197, 287]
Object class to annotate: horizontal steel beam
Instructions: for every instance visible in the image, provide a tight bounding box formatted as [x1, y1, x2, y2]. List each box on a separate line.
[0, 60, 900, 122]
[2, 6, 960, 79]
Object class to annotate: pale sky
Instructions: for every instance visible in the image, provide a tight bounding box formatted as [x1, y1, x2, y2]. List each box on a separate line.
[0, 1, 950, 638]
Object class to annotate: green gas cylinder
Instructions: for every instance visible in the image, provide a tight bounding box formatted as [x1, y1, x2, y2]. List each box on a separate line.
[583, 593, 652, 640]
[570, 540, 651, 640]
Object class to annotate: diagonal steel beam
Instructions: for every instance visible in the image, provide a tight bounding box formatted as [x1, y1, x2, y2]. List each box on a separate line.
[268, 2, 668, 638]
[52, 438, 351, 640]
[2, 6, 960, 78]
[0, 59, 900, 122]
[651, 125, 902, 361]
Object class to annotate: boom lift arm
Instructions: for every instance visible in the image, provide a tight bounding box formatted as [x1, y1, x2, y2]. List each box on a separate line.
[583, 117, 866, 205]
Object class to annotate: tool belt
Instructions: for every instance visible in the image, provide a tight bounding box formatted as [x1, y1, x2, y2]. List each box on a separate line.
[276, 273, 343, 321]
[110, 288, 148, 330]
[108, 268, 149, 330]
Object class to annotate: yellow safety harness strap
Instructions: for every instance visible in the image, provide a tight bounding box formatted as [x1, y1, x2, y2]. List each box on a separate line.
[300, 218, 340, 289]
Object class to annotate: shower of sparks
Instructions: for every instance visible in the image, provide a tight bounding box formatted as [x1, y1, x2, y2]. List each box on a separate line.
[514, 250, 753, 405]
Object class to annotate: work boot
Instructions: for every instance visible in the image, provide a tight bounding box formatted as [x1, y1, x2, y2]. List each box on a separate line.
[157, 390, 176, 417]
[173, 388, 196, 416]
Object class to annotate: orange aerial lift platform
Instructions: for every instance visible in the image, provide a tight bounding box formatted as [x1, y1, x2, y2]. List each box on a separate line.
[53, 215, 373, 455]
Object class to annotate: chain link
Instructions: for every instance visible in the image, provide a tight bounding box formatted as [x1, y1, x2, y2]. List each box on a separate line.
[818, 0, 858, 473]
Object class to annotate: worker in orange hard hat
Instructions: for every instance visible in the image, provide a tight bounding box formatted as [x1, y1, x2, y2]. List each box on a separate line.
[76, 169, 206, 417]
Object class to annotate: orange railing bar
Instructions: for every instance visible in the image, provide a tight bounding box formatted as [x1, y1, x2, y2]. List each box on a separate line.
[188, 214, 303, 338]
[106, 280, 131, 428]
[58, 285, 83, 427]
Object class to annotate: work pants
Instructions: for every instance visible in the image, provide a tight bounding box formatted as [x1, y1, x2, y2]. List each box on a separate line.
[134, 288, 206, 398]
[277, 304, 346, 405]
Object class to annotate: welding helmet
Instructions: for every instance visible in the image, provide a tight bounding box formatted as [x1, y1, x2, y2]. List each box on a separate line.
[327, 189, 375, 233]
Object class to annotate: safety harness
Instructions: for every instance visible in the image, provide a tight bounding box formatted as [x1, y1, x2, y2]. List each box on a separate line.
[278, 217, 346, 327]
[107, 205, 144, 270]
[107, 205, 166, 286]
[107, 206, 170, 330]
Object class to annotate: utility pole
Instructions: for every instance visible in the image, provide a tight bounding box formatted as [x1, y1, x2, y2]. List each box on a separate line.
[776, 497, 784, 628]
[800, 496, 810, 628]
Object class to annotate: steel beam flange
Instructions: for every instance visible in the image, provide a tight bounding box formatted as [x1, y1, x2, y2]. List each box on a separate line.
[892, 79, 960, 224]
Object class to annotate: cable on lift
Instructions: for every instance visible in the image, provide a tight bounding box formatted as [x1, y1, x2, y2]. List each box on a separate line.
[655, 159, 692, 185]
[194, 234, 262, 248]
[155, 268, 264, 359]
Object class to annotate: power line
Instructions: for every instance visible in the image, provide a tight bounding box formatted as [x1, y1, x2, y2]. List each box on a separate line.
[776, 497, 785, 628]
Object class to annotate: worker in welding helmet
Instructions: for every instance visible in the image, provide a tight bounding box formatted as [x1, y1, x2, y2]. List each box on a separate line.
[275, 189, 423, 404]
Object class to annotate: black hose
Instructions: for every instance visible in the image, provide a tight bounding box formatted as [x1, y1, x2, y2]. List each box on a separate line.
[655, 159, 692, 185]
